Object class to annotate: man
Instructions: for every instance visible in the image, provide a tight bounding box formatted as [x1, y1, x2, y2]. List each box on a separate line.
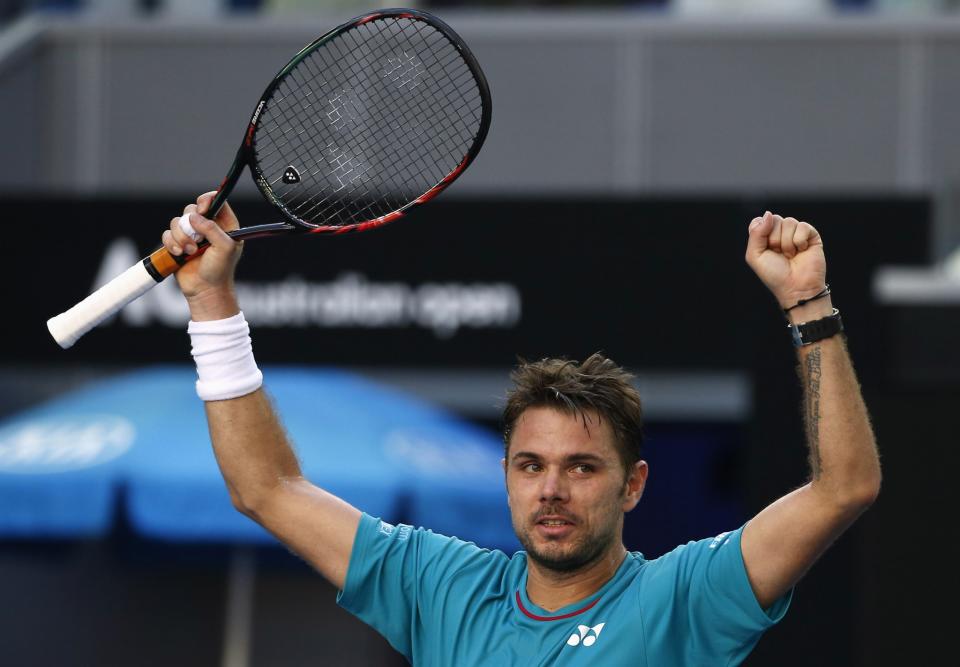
[164, 195, 880, 666]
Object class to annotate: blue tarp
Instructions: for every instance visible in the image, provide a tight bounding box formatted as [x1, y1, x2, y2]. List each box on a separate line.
[0, 366, 516, 550]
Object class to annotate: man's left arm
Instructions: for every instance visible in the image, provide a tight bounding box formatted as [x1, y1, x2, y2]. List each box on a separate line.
[740, 212, 882, 609]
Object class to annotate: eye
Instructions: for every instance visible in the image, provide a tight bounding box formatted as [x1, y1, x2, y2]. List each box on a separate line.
[571, 463, 594, 474]
[521, 462, 542, 473]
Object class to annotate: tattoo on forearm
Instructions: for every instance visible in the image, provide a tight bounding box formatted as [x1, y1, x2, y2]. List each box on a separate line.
[803, 346, 823, 479]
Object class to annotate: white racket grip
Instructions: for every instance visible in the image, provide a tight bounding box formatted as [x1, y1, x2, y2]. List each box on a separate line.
[47, 261, 160, 349]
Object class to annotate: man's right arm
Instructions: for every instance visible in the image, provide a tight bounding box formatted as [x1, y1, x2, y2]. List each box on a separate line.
[205, 389, 360, 589]
[165, 192, 360, 590]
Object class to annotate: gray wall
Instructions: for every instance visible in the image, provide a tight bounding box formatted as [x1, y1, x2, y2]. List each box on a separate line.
[3, 11, 960, 250]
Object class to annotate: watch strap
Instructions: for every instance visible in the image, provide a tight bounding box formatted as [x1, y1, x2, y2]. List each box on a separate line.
[789, 308, 843, 347]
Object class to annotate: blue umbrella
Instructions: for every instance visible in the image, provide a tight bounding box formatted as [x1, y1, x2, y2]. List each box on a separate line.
[0, 366, 516, 550]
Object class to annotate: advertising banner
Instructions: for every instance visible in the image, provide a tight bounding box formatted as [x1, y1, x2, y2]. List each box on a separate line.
[6, 197, 927, 372]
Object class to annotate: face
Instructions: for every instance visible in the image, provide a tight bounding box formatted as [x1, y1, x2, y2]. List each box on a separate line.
[503, 406, 647, 573]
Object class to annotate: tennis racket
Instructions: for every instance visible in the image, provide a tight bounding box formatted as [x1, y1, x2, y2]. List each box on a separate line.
[47, 8, 491, 349]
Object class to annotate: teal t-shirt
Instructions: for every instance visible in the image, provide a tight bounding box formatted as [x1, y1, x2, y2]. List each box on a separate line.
[337, 513, 791, 666]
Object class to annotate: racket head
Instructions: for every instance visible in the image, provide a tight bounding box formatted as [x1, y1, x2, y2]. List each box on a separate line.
[241, 8, 491, 235]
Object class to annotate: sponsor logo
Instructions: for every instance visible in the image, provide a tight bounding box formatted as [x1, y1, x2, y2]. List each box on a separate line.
[254, 174, 281, 206]
[324, 143, 364, 192]
[383, 51, 424, 89]
[0, 415, 135, 473]
[566, 622, 605, 648]
[281, 165, 301, 185]
[709, 531, 731, 549]
[327, 87, 361, 131]
[94, 240, 522, 338]
[250, 100, 266, 125]
[377, 521, 411, 541]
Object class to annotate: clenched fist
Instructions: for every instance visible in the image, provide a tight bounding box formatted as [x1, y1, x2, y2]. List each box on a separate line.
[745, 211, 827, 311]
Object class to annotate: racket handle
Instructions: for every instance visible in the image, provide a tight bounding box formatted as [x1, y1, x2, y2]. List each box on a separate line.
[47, 248, 183, 349]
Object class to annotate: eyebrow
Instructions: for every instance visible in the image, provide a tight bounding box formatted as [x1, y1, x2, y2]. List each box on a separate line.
[509, 451, 606, 465]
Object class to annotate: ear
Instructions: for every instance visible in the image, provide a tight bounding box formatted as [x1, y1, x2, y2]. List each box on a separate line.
[622, 460, 648, 513]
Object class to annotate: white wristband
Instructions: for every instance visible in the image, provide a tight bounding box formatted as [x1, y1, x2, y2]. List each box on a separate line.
[188, 311, 263, 401]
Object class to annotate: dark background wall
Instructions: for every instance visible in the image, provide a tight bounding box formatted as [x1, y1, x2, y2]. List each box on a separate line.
[1, 195, 949, 666]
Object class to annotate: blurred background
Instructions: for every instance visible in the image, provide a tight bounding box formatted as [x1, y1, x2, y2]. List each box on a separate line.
[1, 0, 957, 665]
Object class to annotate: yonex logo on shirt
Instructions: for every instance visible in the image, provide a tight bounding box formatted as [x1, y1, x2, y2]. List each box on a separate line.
[377, 521, 412, 541]
[566, 622, 605, 647]
[709, 531, 731, 549]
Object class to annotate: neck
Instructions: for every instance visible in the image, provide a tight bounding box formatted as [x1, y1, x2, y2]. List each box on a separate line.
[525, 543, 628, 612]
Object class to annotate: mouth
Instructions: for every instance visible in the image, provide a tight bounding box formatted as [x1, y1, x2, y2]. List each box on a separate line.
[534, 515, 576, 538]
[537, 517, 573, 526]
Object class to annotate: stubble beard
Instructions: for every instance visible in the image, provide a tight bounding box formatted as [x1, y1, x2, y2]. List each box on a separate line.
[514, 507, 622, 574]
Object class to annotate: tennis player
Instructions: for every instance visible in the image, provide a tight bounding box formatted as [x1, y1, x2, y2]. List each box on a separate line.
[165, 194, 880, 666]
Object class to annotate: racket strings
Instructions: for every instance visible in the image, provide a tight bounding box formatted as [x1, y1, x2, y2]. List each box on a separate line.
[316, 24, 481, 223]
[260, 20, 481, 225]
[279, 66, 409, 223]
[252, 16, 485, 228]
[261, 68, 392, 213]
[292, 35, 473, 225]
[262, 42, 419, 221]
[254, 22, 472, 175]
[289, 31, 436, 220]
[281, 22, 466, 220]
[366, 23, 483, 179]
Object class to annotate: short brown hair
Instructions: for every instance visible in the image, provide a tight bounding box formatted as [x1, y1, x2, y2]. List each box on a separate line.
[502, 352, 644, 473]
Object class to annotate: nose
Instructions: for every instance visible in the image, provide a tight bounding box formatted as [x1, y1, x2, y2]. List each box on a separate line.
[539, 466, 569, 503]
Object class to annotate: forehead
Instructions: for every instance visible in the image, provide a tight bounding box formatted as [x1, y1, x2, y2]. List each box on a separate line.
[509, 406, 618, 460]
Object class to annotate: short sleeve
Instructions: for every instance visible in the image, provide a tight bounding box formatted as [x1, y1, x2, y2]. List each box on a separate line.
[642, 525, 792, 666]
[676, 526, 792, 664]
[336, 513, 499, 661]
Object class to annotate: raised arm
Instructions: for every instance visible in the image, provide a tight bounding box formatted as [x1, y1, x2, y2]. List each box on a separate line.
[164, 192, 360, 589]
[739, 212, 881, 609]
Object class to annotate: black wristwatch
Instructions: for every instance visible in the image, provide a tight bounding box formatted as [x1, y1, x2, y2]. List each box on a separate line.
[788, 308, 843, 347]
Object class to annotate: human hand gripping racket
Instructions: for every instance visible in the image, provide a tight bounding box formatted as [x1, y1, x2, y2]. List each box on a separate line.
[47, 8, 491, 348]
